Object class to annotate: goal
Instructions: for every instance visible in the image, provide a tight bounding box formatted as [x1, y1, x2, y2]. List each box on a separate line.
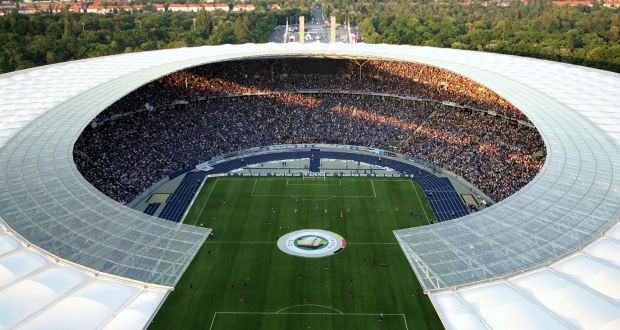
[302, 174, 326, 180]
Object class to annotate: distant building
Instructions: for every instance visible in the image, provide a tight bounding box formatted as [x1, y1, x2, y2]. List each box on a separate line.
[0, 1, 270, 15]
[167, 3, 229, 12]
[496, 0, 510, 6]
[232, 4, 255, 12]
[553, 0, 593, 6]
[553, 0, 620, 5]
[86, 5, 162, 14]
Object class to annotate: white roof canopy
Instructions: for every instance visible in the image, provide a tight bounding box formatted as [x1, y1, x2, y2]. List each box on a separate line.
[0, 43, 619, 329]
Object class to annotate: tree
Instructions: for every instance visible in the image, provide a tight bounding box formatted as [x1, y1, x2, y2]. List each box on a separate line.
[233, 18, 250, 41]
[208, 21, 237, 44]
[62, 8, 72, 38]
[196, 10, 212, 35]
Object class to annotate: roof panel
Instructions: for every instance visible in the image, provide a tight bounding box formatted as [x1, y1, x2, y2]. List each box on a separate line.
[511, 269, 620, 329]
[0, 43, 619, 328]
[458, 282, 567, 330]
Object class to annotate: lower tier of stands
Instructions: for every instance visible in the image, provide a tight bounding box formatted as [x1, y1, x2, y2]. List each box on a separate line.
[143, 202, 160, 216]
[157, 172, 207, 222]
[152, 149, 470, 223]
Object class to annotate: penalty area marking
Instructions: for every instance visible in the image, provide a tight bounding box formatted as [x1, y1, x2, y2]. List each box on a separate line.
[208, 310, 409, 330]
[203, 241, 400, 245]
[276, 304, 344, 314]
[251, 193, 376, 199]
[286, 179, 342, 186]
[211, 178, 429, 223]
[251, 179, 378, 198]
[213, 177, 416, 182]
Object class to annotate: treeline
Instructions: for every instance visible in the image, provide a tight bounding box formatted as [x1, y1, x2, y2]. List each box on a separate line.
[0, 8, 308, 74]
[325, 1, 620, 72]
[1, 2, 619, 73]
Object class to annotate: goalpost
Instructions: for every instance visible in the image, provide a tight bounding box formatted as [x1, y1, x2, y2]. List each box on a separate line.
[302, 173, 327, 180]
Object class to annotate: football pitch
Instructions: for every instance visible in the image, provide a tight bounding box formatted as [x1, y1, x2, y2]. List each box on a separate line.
[150, 177, 443, 330]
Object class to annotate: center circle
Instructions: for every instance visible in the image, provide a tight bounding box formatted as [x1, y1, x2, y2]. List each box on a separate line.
[277, 229, 346, 258]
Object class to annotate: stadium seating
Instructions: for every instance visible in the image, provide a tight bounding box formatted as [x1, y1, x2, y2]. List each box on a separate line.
[208, 151, 309, 173]
[143, 203, 160, 216]
[152, 150, 469, 222]
[154, 151, 310, 221]
[76, 60, 544, 205]
[158, 172, 208, 222]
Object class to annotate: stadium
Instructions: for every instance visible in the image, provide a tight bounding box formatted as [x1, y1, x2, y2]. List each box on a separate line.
[0, 43, 619, 329]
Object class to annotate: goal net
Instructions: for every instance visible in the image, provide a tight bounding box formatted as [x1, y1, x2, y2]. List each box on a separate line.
[302, 175, 326, 180]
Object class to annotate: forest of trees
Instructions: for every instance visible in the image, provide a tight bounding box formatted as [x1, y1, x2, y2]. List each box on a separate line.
[325, 0, 620, 72]
[0, 7, 307, 73]
[0, 1, 619, 73]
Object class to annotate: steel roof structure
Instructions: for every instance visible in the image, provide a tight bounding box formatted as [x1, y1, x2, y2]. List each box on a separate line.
[0, 43, 619, 329]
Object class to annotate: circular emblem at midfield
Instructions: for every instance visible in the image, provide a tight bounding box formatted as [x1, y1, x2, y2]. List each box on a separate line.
[277, 229, 346, 258]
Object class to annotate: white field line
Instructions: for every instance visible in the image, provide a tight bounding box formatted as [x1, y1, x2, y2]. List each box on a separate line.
[295, 196, 337, 201]
[303, 176, 326, 181]
[215, 311, 405, 316]
[212, 177, 418, 185]
[209, 312, 217, 330]
[180, 176, 208, 225]
[251, 193, 375, 198]
[285, 183, 341, 186]
[193, 178, 219, 226]
[286, 179, 339, 186]
[276, 304, 343, 314]
[203, 241, 400, 245]
[209, 311, 407, 330]
[251, 179, 258, 196]
[207, 177, 414, 182]
[344, 242, 400, 245]
[371, 180, 377, 197]
[410, 180, 431, 225]
[252, 178, 376, 198]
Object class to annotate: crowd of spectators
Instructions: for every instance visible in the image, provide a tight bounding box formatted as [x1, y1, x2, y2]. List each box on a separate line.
[76, 59, 545, 204]
[100, 59, 525, 123]
[409, 110, 544, 200]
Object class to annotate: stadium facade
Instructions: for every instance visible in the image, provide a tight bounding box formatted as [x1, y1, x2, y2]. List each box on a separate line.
[0, 43, 618, 329]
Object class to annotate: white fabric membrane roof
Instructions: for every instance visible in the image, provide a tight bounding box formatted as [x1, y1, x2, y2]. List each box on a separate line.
[0, 43, 619, 329]
[0, 225, 168, 330]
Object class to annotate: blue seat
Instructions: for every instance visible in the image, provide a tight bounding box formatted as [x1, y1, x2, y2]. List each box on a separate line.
[159, 149, 469, 223]
[158, 172, 207, 222]
[143, 203, 160, 216]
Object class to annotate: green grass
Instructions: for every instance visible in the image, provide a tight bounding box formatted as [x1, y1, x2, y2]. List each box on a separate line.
[150, 177, 442, 330]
